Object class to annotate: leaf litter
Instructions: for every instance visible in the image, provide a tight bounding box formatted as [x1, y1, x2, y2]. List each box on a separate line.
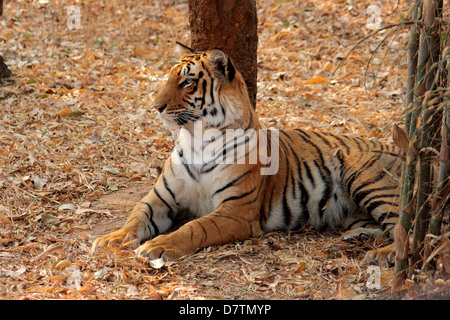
[1, 0, 449, 300]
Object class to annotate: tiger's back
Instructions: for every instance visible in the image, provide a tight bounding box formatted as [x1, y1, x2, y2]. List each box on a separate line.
[263, 129, 401, 236]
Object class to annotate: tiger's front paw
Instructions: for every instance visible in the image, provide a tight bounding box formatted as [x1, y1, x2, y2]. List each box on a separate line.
[135, 235, 188, 261]
[91, 228, 139, 252]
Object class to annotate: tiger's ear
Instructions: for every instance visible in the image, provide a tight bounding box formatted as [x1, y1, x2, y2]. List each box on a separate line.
[209, 49, 236, 82]
[175, 41, 195, 56]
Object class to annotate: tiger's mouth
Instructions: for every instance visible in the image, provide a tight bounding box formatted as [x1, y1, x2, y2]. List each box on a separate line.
[159, 108, 203, 130]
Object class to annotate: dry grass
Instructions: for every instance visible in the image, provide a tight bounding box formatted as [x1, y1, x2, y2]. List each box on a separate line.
[1, 0, 449, 300]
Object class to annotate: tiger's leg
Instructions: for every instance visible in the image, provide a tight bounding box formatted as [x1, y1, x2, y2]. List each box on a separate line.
[91, 179, 176, 251]
[340, 209, 383, 240]
[343, 155, 400, 265]
[340, 209, 397, 266]
[136, 202, 262, 261]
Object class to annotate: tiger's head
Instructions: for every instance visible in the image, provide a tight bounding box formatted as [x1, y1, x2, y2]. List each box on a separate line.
[153, 42, 256, 132]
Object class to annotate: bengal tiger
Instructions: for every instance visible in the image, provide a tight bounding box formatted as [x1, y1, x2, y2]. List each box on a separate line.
[92, 43, 401, 265]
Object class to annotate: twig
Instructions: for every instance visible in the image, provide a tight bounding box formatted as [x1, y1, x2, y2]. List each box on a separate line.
[324, 20, 417, 95]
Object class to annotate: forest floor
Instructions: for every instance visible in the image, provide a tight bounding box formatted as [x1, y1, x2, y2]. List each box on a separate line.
[0, 0, 449, 300]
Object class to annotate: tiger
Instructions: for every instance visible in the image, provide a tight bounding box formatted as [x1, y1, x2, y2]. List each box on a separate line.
[92, 42, 402, 265]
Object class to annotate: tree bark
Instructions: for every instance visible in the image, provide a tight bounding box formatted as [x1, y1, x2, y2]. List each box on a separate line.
[188, 0, 258, 109]
[0, 0, 13, 82]
[429, 43, 450, 237]
[394, 1, 422, 290]
[411, 0, 443, 269]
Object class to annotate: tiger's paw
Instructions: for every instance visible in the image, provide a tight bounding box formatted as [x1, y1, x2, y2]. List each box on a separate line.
[135, 235, 187, 261]
[91, 228, 139, 253]
[341, 227, 382, 241]
[363, 243, 395, 266]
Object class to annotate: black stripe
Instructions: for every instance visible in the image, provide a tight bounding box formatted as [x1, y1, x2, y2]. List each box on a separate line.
[351, 157, 398, 198]
[294, 129, 326, 165]
[295, 131, 334, 220]
[290, 181, 310, 230]
[327, 133, 351, 154]
[352, 137, 364, 152]
[203, 216, 221, 232]
[284, 140, 302, 199]
[312, 159, 332, 218]
[376, 211, 400, 226]
[365, 201, 399, 220]
[263, 187, 275, 228]
[313, 132, 333, 148]
[202, 65, 215, 105]
[142, 202, 159, 237]
[294, 129, 311, 139]
[346, 218, 375, 230]
[282, 191, 291, 226]
[213, 168, 253, 195]
[302, 161, 315, 187]
[154, 188, 174, 220]
[188, 224, 194, 242]
[214, 129, 256, 164]
[354, 185, 398, 207]
[169, 157, 175, 176]
[281, 140, 292, 226]
[195, 220, 208, 244]
[241, 194, 259, 206]
[182, 97, 196, 109]
[221, 187, 256, 204]
[186, 81, 198, 95]
[184, 163, 198, 180]
[163, 175, 178, 206]
[201, 163, 219, 174]
[280, 130, 294, 141]
[209, 78, 215, 104]
[212, 211, 241, 223]
[200, 79, 207, 108]
[345, 154, 383, 195]
[363, 193, 398, 207]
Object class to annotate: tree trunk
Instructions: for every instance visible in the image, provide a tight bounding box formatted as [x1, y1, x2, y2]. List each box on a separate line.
[429, 42, 450, 238]
[404, 0, 421, 133]
[188, 0, 258, 109]
[411, 0, 443, 269]
[393, 0, 421, 290]
[0, 0, 13, 82]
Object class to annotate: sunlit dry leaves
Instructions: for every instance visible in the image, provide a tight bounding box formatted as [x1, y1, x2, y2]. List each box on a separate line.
[1, 0, 448, 301]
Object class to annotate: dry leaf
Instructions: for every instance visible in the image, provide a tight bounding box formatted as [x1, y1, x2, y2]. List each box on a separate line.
[312, 250, 328, 259]
[292, 261, 307, 274]
[392, 124, 409, 159]
[40, 213, 59, 224]
[1, 0, 434, 301]
[304, 77, 328, 85]
[103, 167, 120, 175]
[394, 224, 409, 260]
[56, 107, 73, 117]
[54, 259, 72, 270]
[58, 203, 76, 211]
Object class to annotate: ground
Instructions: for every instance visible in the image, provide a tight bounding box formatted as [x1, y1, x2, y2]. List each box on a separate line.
[0, 0, 449, 300]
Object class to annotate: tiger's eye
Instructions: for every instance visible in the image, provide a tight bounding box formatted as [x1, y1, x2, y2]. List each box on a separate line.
[180, 78, 193, 88]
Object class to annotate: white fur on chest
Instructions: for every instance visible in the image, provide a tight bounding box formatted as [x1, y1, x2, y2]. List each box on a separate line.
[168, 131, 226, 217]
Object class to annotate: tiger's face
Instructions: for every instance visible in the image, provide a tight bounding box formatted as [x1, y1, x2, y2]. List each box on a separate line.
[153, 44, 248, 131]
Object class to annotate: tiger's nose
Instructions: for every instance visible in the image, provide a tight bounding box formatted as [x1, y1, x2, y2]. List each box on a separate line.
[154, 104, 167, 113]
